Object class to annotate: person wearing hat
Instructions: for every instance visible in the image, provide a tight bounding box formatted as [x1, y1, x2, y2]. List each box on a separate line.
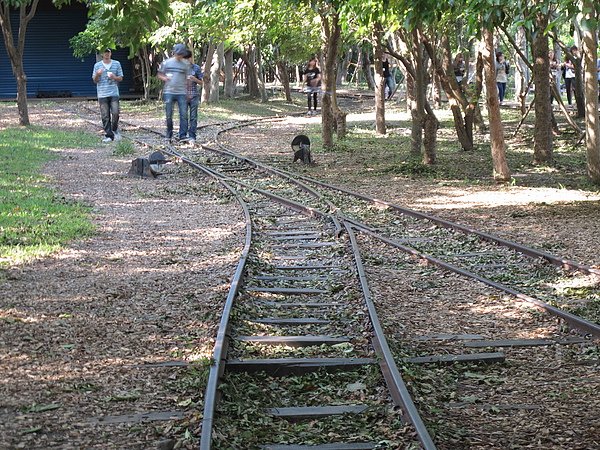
[158, 43, 190, 143]
[92, 48, 123, 143]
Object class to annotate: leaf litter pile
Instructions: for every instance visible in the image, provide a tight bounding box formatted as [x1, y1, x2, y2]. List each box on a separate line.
[1, 102, 600, 449]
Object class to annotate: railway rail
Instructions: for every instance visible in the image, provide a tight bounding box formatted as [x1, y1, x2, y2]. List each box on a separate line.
[66, 102, 599, 449]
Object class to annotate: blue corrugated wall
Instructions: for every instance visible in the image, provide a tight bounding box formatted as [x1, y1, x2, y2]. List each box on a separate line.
[0, 0, 135, 99]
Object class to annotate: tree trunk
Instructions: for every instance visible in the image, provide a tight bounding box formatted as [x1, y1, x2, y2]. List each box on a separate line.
[209, 42, 223, 103]
[337, 49, 351, 86]
[411, 31, 425, 157]
[361, 47, 375, 90]
[276, 60, 292, 102]
[423, 111, 438, 164]
[423, 35, 473, 150]
[224, 48, 234, 99]
[373, 22, 386, 135]
[532, 14, 553, 165]
[256, 47, 268, 103]
[573, 55, 585, 118]
[319, 6, 342, 149]
[201, 43, 215, 104]
[581, 1, 600, 183]
[482, 28, 510, 181]
[0, 0, 39, 126]
[241, 47, 260, 98]
[514, 27, 530, 115]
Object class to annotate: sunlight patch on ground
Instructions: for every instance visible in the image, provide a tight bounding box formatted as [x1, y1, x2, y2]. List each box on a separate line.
[414, 186, 600, 210]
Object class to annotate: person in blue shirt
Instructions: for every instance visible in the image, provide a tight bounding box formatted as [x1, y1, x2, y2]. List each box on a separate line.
[158, 44, 190, 143]
[183, 50, 203, 144]
[92, 49, 123, 143]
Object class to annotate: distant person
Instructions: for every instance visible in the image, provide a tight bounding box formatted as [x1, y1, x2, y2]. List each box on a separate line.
[158, 43, 189, 143]
[183, 50, 203, 145]
[92, 48, 123, 143]
[303, 57, 321, 115]
[454, 53, 466, 84]
[495, 51, 509, 104]
[562, 49, 577, 106]
[382, 55, 395, 100]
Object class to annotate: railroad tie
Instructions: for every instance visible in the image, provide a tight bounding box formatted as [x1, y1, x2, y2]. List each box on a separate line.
[256, 301, 341, 308]
[245, 286, 328, 295]
[405, 352, 505, 365]
[267, 405, 368, 421]
[248, 318, 330, 325]
[464, 337, 588, 348]
[226, 357, 375, 376]
[235, 335, 350, 347]
[263, 444, 377, 450]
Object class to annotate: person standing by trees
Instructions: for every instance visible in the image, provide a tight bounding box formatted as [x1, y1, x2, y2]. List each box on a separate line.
[158, 43, 190, 143]
[303, 57, 321, 115]
[382, 54, 395, 100]
[92, 48, 123, 143]
[453, 53, 466, 84]
[183, 50, 203, 145]
[495, 51, 509, 104]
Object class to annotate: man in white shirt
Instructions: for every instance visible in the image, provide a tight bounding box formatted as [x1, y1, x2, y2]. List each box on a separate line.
[92, 49, 123, 143]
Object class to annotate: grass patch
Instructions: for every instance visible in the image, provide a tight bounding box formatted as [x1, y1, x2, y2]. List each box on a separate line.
[0, 126, 97, 268]
[113, 139, 135, 156]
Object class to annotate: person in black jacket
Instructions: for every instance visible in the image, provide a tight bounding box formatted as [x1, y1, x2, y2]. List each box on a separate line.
[303, 57, 321, 115]
[382, 55, 395, 100]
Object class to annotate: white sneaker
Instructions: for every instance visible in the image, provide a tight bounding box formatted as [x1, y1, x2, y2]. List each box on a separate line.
[188, 138, 196, 145]
[102, 137, 113, 143]
[113, 131, 122, 141]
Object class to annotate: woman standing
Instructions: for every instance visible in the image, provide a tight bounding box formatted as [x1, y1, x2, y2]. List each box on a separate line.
[495, 51, 509, 104]
[303, 57, 321, 115]
[562, 49, 577, 106]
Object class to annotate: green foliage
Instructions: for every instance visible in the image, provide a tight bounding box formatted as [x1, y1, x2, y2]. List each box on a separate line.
[0, 127, 97, 268]
[113, 139, 135, 156]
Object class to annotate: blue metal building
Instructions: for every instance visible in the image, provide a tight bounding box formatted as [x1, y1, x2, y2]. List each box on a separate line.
[0, 0, 135, 99]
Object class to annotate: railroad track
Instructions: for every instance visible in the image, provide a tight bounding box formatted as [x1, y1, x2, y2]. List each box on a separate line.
[65, 102, 599, 448]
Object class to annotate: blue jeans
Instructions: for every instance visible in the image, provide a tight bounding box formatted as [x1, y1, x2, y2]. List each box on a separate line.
[98, 96, 120, 139]
[187, 95, 199, 139]
[384, 76, 395, 98]
[164, 93, 188, 139]
[497, 82, 506, 102]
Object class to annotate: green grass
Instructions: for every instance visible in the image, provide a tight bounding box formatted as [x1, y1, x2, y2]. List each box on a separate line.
[0, 126, 98, 268]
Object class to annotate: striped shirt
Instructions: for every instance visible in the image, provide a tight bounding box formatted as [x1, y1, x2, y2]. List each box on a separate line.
[92, 59, 123, 98]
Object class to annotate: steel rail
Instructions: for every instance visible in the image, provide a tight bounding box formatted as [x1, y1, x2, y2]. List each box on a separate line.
[348, 220, 600, 339]
[201, 143, 344, 235]
[284, 173, 600, 277]
[185, 150, 435, 447]
[345, 224, 438, 450]
[209, 132, 600, 277]
[166, 147, 332, 222]
[178, 172, 251, 450]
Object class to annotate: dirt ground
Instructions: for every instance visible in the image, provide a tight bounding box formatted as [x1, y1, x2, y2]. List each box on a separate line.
[1, 101, 599, 449]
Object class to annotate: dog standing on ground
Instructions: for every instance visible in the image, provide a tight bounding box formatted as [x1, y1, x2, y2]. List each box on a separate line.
[291, 135, 312, 164]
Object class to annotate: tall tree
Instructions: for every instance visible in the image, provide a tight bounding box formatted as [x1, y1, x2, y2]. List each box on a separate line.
[531, 7, 553, 164]
[0, 0, 40, 125]
[482, 27, 511, 181]
[581, 0, 600, 183]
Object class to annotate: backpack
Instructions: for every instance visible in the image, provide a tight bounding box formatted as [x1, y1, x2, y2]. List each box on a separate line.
[505, 62, 510, 75]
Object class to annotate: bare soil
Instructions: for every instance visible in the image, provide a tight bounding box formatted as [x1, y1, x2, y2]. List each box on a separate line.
[1, 100, 599, 449]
